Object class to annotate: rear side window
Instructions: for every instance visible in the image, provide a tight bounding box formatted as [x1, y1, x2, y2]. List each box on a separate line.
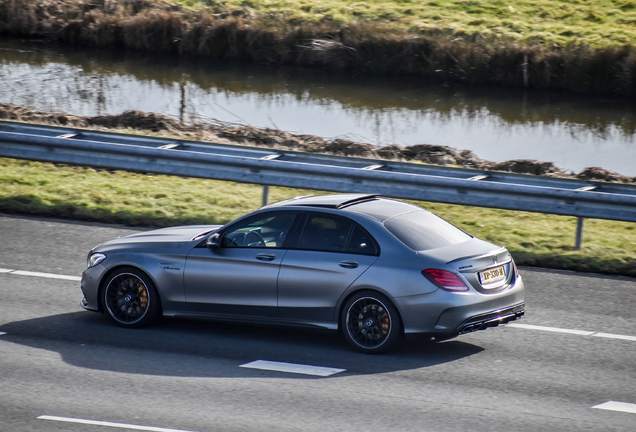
[384, 210, 471, 251]
[297, 214, 352, 252]
[296, 213, 379, 255]
[345, 225, 378, 255]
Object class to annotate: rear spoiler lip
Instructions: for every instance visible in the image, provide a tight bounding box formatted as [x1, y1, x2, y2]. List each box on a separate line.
[445, 246, 508, 265]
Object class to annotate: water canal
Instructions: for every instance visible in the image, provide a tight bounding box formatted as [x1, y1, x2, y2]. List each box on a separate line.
[1, 38, 635, 176]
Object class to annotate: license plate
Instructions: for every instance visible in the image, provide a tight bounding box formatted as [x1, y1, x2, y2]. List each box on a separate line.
[480, 265, 506, 285]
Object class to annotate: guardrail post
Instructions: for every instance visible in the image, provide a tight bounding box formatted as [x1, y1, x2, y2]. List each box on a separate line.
[262, 185, 269, 207]
[575, 217, 584, 250]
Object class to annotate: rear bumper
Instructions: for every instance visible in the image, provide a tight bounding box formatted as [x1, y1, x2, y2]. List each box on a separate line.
[432, 275, 524, 336]
[456, 303, 524, 334]
[396, 274, 524, 335]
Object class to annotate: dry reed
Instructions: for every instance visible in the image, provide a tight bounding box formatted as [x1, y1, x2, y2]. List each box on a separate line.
[1, 0, 636, 96]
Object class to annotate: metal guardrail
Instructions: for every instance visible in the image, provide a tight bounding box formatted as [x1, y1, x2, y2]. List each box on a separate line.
[1, 120, 635, 248]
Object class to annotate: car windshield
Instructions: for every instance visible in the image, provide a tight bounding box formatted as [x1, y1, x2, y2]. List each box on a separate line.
[384, 210, 472, 251]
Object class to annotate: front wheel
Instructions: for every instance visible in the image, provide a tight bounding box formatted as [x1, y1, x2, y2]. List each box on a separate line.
[102, 267, 161, 328]
[341, 291, 403, 354]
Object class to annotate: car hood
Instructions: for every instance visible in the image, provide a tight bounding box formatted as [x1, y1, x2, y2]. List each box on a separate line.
[100, 225, 222, 247]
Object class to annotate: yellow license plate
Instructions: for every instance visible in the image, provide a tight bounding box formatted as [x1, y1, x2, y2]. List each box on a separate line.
[480, 265, 506, 285]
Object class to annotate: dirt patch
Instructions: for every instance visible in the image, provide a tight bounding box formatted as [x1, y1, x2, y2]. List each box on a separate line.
[0, 104, 88, 127]
[1, 103, 634, 183]
[399, 144, 488, 169]
[88, 110, 192, 133]
[320, 139, 379, 158]
[490, 159, 564, 176]
[576, 167, 633, 183]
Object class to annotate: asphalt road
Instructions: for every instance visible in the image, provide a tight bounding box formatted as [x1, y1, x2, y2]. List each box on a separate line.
[1, 214, 635, 432]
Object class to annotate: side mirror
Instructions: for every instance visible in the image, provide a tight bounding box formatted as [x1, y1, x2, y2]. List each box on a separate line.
[206, 232, 221, 250]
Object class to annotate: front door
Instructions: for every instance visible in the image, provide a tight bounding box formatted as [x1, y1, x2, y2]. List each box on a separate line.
[184, 210, 299, 318]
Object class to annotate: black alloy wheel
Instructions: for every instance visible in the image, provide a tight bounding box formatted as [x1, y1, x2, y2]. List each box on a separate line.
[103, 267, 160, 328]
[342, 291, 403, 354]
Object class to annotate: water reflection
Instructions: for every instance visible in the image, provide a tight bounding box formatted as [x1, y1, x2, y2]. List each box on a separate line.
[1, 38, 635, 175]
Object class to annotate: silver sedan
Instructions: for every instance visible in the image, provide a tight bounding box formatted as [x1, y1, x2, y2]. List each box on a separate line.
[81, 194, 524, 353]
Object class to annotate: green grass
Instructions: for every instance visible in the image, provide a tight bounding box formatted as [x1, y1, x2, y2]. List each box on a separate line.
[174, 0, 636, 48]
[2, 157, 635, 276]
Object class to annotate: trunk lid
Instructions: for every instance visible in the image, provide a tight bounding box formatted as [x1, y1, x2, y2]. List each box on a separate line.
[418, 238, 515, 293]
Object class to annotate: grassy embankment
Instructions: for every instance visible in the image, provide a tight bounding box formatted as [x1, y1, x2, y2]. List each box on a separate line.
[1, 0, 636, 95]
[2, 157, 635, 277]
[175, 0, 636, 47]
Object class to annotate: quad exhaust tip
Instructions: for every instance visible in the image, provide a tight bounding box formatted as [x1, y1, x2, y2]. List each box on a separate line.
[460, 310, 525, 334]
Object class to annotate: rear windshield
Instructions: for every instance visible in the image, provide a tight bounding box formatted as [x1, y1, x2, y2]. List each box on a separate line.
[384, 210, 472, 251]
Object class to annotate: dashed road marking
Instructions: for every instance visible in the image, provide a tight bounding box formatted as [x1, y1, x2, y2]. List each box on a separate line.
[240, 360, 346, 377]
[508, 323, 635, 342]
[508, 323, 594, 336]
[0, 332, 6, 336]
[591, 332, 636, 342]
[592, 401, 636, 414]
[38, 416, 199, 432]
[0, 268, 80, 282]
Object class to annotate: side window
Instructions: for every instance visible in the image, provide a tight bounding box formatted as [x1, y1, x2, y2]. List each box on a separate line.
[297, 213, 353, 252]
[222, 211, 297, 248]
[345, 225, 379, 256]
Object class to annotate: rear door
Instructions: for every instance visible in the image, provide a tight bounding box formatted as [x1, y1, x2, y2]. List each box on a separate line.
[277, 212, 379, 323]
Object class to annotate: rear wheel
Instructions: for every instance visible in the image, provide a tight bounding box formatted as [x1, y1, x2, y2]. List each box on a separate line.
[102, 267, 161, 328]
[341, 291, 403, 354]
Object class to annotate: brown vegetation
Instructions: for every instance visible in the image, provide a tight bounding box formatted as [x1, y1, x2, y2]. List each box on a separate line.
[1, 0, 636, 96]
[1, 103, 634, 183]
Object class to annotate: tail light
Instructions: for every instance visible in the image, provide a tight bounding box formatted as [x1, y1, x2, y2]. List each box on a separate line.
[422, 269, 470, 292]
[512, 259, 519, 278]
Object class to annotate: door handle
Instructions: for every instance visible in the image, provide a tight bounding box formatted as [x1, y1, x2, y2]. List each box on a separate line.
[339, 261, 359, 269]
[256, 253, 276, 261]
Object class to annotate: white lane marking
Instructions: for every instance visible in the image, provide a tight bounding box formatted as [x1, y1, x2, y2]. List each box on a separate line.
[592, 401, 636, 414]
[1, 269, 80, 281]
[0, 332, 6, 336]
[592, 332, 636, 342]
[508, 323, 636, 342]
[240, 360, 346, 377]
[38, 415, 200, 432]
[507, 323, 594, 335]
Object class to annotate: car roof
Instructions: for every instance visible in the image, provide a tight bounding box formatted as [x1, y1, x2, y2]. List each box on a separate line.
[265, 194, 379, 209]
[265, 194, 424, 221]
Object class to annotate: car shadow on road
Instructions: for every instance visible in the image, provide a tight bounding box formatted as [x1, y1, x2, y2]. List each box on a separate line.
[0, 311, 484, 378]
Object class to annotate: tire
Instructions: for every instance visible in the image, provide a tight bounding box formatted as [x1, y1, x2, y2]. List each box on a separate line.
[341, 291, 403, 354]
[102, 267, 161, 328]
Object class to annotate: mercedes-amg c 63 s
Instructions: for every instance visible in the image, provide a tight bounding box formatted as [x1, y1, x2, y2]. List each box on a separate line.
[81, 194, 524, 353]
